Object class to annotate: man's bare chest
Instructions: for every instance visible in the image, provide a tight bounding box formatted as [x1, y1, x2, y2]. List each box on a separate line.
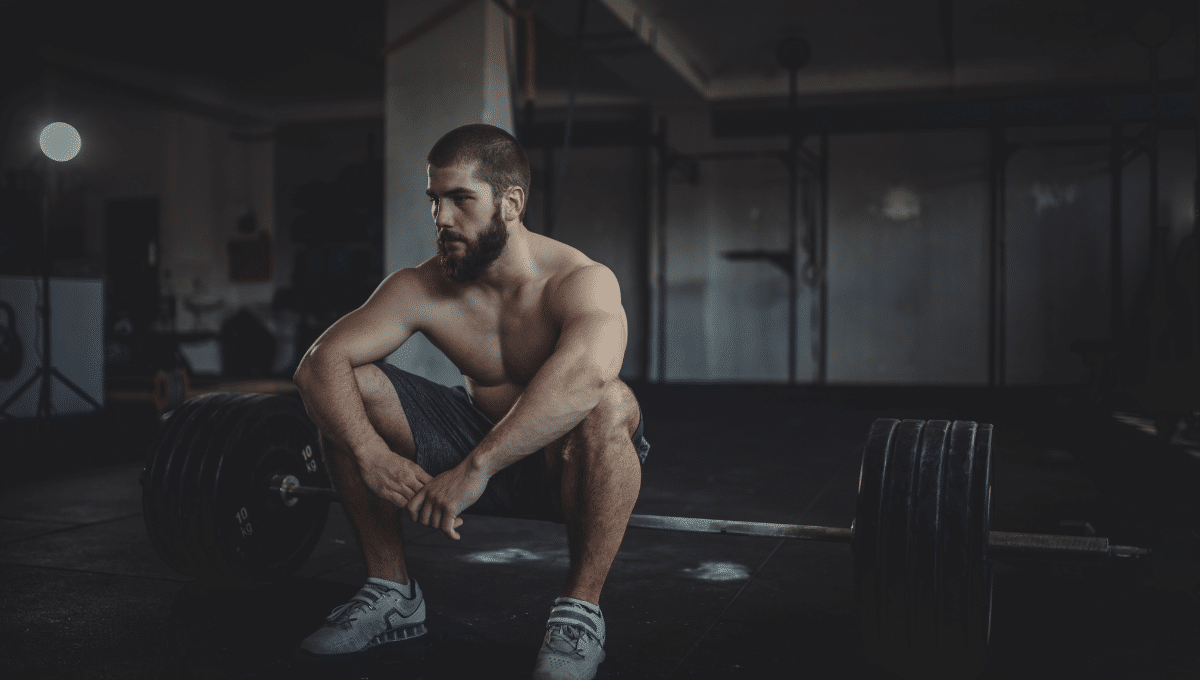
[422, 290, 559, 386]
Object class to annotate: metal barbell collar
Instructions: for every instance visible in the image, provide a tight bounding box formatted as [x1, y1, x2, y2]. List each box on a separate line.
[266, 482, 1150, 560]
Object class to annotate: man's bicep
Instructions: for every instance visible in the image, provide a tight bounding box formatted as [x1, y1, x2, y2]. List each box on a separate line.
[301, 270, 422, 368]
[554, 266, 628, 378]
[557, 311, 626, 378]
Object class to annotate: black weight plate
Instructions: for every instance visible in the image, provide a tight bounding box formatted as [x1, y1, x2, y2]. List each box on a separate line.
[181, 393, 260, 581]
[143, 403, 200, 575]
[909, 420, 951, 665]
[932, 420, 978, 674]
[965, 423, 994, 674]
[142, 393, 239, 578]
[853, 418, 900, 661]
[217, 394, 328, 583]
[878, 420, 924, 668]
[202, 394, 328, 585]
[164, 392, 244, 579]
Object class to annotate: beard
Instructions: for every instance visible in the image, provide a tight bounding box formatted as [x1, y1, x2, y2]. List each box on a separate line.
[437, 206, 510, 282]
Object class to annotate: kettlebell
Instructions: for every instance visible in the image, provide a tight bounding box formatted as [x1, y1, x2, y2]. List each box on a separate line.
[0, 301, 23, 380]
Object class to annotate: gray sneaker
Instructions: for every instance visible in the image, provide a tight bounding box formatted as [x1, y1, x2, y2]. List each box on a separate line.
[300, 577, 426, 656]
[532, 598, 606, 680]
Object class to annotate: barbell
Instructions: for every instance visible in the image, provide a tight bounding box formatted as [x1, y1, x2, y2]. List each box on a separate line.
[140, 392, 1149, 679]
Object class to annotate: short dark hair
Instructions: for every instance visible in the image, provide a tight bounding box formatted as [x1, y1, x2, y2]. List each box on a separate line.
[427, 124, 531, 219]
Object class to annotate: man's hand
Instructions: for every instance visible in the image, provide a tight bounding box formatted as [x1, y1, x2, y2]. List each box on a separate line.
[407, 464, 489, 540]
[358, 447, 434, 509]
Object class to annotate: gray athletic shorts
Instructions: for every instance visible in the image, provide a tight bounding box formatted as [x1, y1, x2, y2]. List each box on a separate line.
[373, 361, 650, 523]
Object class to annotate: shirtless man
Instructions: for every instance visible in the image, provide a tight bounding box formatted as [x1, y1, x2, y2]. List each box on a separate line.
[293, 123, 650, 680]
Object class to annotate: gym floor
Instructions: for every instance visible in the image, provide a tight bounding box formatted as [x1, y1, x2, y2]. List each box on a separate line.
[2, 384, 1197, 679]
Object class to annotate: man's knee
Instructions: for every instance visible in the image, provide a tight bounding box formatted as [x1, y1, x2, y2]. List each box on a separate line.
[567, 380, 640, 455]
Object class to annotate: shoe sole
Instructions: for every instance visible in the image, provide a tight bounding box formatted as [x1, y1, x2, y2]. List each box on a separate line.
[532, 648, 605, 680]
[298, 622, 428, 660]
[367, 622, 427, 647]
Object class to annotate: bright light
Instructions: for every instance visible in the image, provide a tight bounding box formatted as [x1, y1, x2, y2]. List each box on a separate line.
[882, 187, 921, 221]
[39, 122, 82, 162]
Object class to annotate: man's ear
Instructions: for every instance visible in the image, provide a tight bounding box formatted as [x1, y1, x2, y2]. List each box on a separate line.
[504, 185, 526, 222]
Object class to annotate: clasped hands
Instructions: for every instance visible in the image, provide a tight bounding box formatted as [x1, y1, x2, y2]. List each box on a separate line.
[359, 449, 488, 540]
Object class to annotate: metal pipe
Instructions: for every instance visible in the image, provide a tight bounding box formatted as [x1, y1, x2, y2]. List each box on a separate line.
[543, 146, 554, 237]
[988, 125, 998, 387]
[786, 66, 800, 385]
[551, 0, 589, 232]
[640, 114, 653, 382]
[1111, 118, 1124, 348]
[39, 163, 53, 422]
[273, 484, 336, 498]
[997, 127, 1008, 386]
[630, 513, 852, 542]
[268, 484, 1149, 559]
[1149, 46, 1160, 287]
[816, 133, 829, 385]
[655, 117, 669, 383]
[987, 530, 1148, 558]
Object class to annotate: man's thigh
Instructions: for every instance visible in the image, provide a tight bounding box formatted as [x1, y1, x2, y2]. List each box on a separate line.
[368, 361, 493, 478]
[353, 363, 417, 459]
[364, 365, 649, 522]
[367, 361, 555, 520]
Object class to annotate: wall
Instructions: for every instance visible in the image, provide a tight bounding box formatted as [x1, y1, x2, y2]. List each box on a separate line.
[526, 138, 648, 380]
[652, 105, 811, 383]
[275, 118, 384, 293]
[5, 63, 1191, 388]
[827, 130, 990, 385]
[1, 76, 279, 374]
[161, 110, 276, 334]
[644, 107, 1192, 386]
[1005, 127, 1117, 385]
[1, 82, 166, 275]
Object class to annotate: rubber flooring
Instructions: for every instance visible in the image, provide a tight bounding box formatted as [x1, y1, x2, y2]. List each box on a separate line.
[1, 384, 1197, 679]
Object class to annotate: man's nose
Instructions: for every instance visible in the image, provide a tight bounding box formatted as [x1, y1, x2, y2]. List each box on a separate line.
[432, 199, 454, 229]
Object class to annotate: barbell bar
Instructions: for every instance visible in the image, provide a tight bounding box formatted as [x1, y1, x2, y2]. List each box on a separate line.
[266, 476, 1148, 559]
[141, 392, 1151, 680]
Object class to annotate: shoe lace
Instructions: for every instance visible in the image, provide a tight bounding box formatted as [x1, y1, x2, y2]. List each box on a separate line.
[544, 623, 594, 660]
[324, 583, 387, 624]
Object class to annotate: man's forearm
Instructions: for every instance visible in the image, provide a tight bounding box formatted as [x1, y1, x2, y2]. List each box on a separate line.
[294, 353, 387, 460]
[465, 349, 610, 479]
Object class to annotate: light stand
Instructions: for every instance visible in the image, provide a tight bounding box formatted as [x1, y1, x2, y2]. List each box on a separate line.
[0, 132, 101, 426]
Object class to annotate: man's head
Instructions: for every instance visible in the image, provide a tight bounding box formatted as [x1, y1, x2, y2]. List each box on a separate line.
[427, 124, 530, 220]
[426, 124, 531, 282]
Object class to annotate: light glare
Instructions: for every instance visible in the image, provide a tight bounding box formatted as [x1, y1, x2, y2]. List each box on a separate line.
[39, 122, 82, 162]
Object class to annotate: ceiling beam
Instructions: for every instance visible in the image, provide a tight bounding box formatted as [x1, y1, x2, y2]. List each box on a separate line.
[594, 0, 708, 95]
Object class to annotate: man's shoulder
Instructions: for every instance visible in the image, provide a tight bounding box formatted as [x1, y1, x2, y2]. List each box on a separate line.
[383, 258, 443, 291]
[536, 235, 606, 282]
[545, 257, 621, 318]
[555, 260, 614, 287]
[372, 260, 448, 310]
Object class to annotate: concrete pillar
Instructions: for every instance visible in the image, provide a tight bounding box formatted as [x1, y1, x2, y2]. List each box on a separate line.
[383, 0, 516, 386]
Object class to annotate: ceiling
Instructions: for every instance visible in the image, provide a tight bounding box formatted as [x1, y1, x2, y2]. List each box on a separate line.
[1, 0, 1198, 118]
[1, 0, 387, 105]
